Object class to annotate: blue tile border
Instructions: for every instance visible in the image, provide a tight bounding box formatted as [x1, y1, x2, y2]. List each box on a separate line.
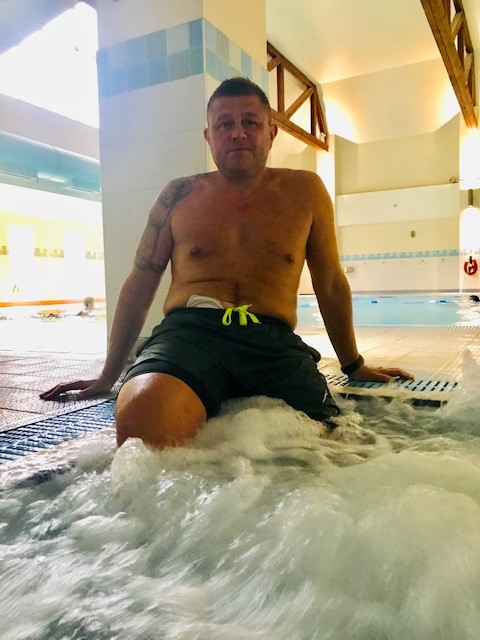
[97, 18, 268, 97]
[340, 250, 460, 261]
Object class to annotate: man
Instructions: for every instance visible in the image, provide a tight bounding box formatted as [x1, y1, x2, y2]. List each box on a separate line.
[41, 78, 412, 447]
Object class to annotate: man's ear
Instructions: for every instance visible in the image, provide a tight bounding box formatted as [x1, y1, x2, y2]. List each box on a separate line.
[203, 128, 209, 142]
[269, 123, 278, 143]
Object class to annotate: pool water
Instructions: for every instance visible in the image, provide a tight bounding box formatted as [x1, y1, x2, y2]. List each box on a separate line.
[298, 294, 480, 327]
[2, 354, 480, 639]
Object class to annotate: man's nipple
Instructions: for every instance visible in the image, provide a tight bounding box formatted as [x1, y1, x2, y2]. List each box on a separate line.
[283, 253, 295, 264]
[189, 246, 203, 258]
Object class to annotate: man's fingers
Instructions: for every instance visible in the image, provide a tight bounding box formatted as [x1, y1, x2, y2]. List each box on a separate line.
[39, 380, 93, 400]
[379, 367, 415, 380]
[349, 365, 414, 384]
[39, 384, 69, 400]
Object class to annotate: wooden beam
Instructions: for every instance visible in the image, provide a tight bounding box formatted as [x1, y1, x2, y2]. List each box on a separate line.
[267, 56, 281, 73]
[313, 91, 328, 137]
[420, 0, 477, 127]
[310, 94, 316, 136]
[267, 42, 315, 90]
[450, 11, 463, 40]
[272, 109, 328, 151]
[276, 65, 285, 112]
[267, 42, 328, 151]
[284, 87, 314, 119]
[464, 52, 473, 82]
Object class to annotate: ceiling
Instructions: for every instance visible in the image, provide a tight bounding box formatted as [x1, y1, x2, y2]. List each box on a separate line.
[266, 0, 480, 86]
[0, 0, 479, 90]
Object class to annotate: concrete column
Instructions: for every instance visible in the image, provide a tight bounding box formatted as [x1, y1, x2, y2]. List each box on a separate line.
[95, 0, 267, 338]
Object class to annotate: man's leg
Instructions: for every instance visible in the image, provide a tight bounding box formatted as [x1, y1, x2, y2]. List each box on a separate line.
[115, 372, 207, 448]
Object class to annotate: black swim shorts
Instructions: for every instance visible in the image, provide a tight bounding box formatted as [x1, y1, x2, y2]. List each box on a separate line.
[122, 307, 340, 425]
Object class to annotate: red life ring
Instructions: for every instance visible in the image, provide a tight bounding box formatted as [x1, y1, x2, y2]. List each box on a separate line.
[464, 257, 478, 275]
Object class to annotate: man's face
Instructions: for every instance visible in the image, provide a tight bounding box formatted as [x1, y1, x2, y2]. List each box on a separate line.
[204, 95, 277, 179]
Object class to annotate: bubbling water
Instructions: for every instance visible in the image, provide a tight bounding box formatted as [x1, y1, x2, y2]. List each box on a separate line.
[2, 354, 480, 639]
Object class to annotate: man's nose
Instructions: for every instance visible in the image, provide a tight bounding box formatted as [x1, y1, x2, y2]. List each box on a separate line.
[231, 122, 248, 138]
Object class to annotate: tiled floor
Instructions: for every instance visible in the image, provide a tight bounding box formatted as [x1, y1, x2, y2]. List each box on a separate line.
[302, 325, 480, 382]
[0, 312, 108, 433]
[1, 309, 479, 433]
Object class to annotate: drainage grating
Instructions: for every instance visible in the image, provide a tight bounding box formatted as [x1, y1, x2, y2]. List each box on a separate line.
[0, 401, 115, 464]
[324, 373, 459, 407]
[0, 373, 462, 464]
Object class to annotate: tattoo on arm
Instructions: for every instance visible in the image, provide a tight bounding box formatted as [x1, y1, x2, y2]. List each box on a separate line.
[135, 174, 209, 274]
[135, 257, 168, 273]
[155, 174, 209, 211]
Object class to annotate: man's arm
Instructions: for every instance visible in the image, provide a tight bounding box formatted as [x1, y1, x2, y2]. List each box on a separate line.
[305, 174, 413, 382]
[40, 179, 186, 400]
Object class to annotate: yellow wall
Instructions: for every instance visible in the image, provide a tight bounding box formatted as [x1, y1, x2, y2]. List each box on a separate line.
[0, 209, 105, 303]
[0, 210, 104, 257]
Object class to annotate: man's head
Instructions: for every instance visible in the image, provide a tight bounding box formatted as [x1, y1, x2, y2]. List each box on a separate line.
[204, 78, 277, 180]
[206, 77, 272, 121]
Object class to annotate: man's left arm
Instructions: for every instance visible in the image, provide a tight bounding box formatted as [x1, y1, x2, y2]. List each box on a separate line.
[305, 174, 413, 383]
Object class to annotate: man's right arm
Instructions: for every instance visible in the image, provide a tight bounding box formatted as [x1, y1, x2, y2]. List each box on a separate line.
[40, 181, 179, 401]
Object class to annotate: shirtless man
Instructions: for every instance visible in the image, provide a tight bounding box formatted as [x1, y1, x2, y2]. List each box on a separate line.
[41, 78, 412, 447]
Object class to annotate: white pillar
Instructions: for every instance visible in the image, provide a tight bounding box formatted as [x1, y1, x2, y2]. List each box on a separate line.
[95, 0, 267, 337]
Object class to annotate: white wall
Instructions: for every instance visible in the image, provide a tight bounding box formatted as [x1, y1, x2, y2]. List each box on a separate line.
[322, 58, 460, 144]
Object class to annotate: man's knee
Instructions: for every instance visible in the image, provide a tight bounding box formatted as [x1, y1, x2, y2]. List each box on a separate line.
[115, 372, 207, 448]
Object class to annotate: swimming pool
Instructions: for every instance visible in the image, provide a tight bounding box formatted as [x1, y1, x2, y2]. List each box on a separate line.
[2, 366, 480, 639]
[298, 293, 480, 328]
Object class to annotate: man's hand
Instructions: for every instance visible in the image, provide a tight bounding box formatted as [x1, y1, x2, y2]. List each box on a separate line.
[40, 374, 114, 401]
[348, 364, 414, 384]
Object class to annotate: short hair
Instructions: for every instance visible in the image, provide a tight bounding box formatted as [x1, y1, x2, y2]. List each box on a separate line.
[207, 77, 271, 118]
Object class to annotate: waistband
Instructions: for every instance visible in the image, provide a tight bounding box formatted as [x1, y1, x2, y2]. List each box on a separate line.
[166, 306, 291, 329]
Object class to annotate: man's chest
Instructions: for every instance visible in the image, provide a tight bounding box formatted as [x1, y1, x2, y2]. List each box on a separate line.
[171, 200, 312, 254]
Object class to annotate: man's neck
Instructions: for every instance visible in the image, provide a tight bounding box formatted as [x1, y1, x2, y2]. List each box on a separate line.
[215, 168, 269, 194]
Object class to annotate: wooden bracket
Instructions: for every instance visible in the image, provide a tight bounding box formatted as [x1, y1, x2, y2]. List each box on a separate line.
[267, 42, 328, 151]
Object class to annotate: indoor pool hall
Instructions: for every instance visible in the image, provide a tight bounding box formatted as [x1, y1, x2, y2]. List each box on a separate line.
[2, 0, 480, 638]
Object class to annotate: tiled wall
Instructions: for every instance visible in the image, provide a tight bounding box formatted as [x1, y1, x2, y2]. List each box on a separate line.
[300, 254, 462, 294]
[341, 250, 459, 262]
[97, 18, 269, 98]
[339, 256, 460, 292]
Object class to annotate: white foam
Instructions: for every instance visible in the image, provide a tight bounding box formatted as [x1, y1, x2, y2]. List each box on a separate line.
[2, 359, 480, 638]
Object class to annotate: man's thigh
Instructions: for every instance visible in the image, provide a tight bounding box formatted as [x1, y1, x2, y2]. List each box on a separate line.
[115, 372, 207, 447]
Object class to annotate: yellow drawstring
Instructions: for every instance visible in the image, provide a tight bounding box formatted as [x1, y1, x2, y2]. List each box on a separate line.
[222, 304, 261, 326]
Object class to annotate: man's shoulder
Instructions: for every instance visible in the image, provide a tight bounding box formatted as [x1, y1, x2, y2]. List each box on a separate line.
[169, 172, 214, 188]
[268, 168, 325, 196]
[156, 173, 215, 211]
[268, 167, 320, 184]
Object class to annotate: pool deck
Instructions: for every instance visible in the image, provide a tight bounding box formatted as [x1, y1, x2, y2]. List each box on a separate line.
[0, 313, 479, 433]
[302, 325, 480, 382]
